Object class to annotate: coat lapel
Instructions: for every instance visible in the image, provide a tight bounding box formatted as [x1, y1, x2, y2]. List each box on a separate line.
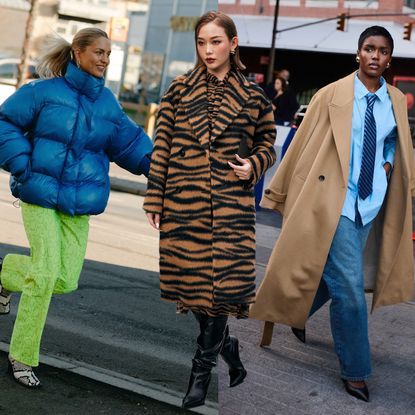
[210, 70, 250, 142]
[181, 66, 210, 148]
[328, 73, 355, 187]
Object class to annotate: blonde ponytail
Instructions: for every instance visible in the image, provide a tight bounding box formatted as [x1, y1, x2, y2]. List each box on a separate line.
[36, 27, 109, 79]
[36, 36, 72, 79]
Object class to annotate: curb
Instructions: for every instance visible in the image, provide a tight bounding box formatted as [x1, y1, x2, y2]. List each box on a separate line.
[0, 342, 218, 415]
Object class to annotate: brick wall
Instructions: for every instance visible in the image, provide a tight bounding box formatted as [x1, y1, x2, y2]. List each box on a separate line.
[219, 0, 408, 23]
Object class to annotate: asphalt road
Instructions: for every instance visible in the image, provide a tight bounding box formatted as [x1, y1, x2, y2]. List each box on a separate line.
[0, 351, 192, 415]
[0, 171, 217, 406]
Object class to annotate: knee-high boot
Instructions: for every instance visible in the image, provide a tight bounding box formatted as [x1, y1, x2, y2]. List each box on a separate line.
[220, 325, 247, 387]
[182, 313, 228, 409]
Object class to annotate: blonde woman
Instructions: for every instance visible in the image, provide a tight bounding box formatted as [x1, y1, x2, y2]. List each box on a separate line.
[0, 27, 152, 387]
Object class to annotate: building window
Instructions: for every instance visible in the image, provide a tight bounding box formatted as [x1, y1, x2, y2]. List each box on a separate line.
[240, 0, 256, 4]
[218, 0, 236, 4]
[305, 1, 338, 7]
[271, 0, 300, 6]
[404, 0, 415, 9]
[344, 0, 379, 8]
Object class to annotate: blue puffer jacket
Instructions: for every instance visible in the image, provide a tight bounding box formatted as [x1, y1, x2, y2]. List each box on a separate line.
[0, 61, 152, 216]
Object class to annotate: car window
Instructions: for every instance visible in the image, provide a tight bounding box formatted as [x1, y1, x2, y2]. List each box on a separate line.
[0, 63, 18, 79]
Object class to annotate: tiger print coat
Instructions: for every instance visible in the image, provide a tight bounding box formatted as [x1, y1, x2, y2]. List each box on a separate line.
[143, 65, 276, 311]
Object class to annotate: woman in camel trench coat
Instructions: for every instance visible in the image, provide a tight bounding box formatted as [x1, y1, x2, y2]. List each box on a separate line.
[250, 25, 415, 403]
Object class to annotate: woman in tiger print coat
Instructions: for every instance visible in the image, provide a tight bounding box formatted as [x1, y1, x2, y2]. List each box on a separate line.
[144, 11, 276, 408]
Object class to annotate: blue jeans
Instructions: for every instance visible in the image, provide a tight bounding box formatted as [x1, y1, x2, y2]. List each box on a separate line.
[309, 215, 373, 381]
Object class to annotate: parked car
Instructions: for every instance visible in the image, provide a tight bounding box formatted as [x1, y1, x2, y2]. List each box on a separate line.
[0, 58, 37, 104]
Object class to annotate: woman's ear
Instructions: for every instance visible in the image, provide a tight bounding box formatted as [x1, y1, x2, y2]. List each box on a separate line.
[231, 36, 238, 52]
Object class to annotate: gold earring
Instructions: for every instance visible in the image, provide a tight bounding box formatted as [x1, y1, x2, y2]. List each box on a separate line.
[386, 62, 391, 68]
[356, 56, 360, 63]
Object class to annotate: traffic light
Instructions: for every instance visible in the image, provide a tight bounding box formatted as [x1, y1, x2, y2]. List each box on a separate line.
[336, 13, 346, 32]
[403, 22, 413, 41]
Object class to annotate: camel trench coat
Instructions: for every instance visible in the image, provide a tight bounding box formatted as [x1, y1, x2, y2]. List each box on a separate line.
[144, 66, 276, 310]
[250, 72, 415, 329]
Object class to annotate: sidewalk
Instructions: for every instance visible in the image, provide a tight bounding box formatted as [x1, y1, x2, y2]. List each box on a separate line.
[109, 164, 147, 195]
[218, 209, 415, 415]
[1, 170, 412, 414]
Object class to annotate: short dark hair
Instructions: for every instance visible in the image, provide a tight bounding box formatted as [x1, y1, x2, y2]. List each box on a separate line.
[358, 26, 394, 55]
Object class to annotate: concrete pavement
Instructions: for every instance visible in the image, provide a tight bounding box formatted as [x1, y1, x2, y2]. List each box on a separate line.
[1, 168, 414, 414]
[108, 171, 415, 414]
[218, 209, 415, 415]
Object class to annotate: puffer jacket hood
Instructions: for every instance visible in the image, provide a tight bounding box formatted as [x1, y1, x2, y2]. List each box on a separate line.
[0, 61, 152, 216]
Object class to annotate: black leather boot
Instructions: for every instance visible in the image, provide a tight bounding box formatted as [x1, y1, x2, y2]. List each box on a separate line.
[220, 326, 247, 387]
[182, 314, 228, 409]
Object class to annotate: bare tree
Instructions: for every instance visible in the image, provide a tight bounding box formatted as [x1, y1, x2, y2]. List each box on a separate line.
[17, 0, 39, 87]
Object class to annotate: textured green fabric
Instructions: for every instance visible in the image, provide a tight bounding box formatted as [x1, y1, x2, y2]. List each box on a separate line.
[0, 202, 89, 366]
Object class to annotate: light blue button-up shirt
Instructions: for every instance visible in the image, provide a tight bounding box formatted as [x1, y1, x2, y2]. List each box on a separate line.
[341, 73, 397, 225]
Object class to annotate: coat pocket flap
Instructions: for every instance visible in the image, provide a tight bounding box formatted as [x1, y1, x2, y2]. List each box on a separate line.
[262, 188, 286, 203]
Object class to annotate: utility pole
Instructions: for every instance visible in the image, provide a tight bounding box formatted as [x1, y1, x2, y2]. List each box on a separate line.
[17, 0, 39, 87]
[266, 0, 280, 84]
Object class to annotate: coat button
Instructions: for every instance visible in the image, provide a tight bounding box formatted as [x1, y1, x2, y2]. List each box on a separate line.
[265, 189, 271, 194]
[319, 175, 325, 181]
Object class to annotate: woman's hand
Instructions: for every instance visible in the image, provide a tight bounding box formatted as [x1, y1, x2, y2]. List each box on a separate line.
[228, 154, 253, 181]
[146, 212, 160, 230]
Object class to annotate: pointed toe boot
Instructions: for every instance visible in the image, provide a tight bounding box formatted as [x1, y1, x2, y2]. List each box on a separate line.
[220, 326, 247, 387]
[182, 314, 228, 409]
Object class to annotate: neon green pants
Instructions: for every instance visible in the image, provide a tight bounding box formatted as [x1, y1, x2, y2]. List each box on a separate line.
[0, 202, 89, 366]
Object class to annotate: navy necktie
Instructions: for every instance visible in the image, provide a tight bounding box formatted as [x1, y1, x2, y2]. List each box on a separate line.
[358, 93, 377, 200]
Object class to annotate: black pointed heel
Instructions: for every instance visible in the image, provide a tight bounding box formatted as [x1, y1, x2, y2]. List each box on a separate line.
[342, 379, 369, 402]
[291, 327, 306, 343]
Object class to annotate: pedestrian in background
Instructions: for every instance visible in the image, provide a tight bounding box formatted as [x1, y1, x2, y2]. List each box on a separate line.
[251, 26, 415, 402]
[0, 27, 152, 387]
[144, 11, 276, 409]
[271, 75, 299, 125]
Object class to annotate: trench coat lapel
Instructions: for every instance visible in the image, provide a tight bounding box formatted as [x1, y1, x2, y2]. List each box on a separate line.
[328, 73, 355, 187]
[181, 65, 210, 149]
[210, 70, 250, 142]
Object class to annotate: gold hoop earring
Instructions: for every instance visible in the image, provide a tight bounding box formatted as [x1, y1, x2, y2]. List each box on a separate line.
[386, 62, 391, 68]
[355, 56, 360, 63]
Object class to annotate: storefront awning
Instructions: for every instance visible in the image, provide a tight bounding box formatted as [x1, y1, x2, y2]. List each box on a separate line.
[231, 14, 415, 59]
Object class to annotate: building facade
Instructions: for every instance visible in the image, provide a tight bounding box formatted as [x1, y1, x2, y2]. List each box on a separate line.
[220, 0, 412, 23]
[140, 0, 217, 103]
[218, 0, 415, 103]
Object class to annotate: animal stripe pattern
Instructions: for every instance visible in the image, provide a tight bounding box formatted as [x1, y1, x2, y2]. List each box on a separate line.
[144, 65, 276, 312]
